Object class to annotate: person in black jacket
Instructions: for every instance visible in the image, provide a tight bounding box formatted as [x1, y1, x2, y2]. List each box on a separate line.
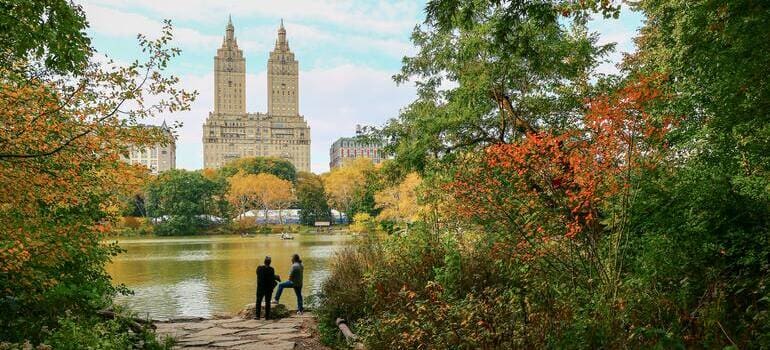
[255, 256, 280, 319]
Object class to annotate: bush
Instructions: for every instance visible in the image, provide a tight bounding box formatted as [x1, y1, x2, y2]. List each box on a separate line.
[45, 314, 173, 350]
[122, 216, 142, 229]
[153, 216, 210, 236]
[350, 213, 377, 234]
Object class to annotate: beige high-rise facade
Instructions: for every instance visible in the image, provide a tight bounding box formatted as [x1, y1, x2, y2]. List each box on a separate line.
[203, 18, 310, 172]
[124, 122, 176, 174]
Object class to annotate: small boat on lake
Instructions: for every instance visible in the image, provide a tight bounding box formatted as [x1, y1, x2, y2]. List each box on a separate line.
[280, 233, 294, 240]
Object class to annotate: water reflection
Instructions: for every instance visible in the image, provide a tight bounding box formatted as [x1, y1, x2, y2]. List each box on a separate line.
[107, 234, 351, 319]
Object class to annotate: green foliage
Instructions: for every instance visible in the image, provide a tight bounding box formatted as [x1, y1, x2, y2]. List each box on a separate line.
[218, 156, 297, 182]
[384, 0, 615, 173]
[318, 0, 770, 349]
[0, 0, 192, 347]
[0, 0, 92, 74]
[296, 172, 332, 225]
[347, 169, 382, 219]
[145, 169, 230, 235]
[349, 213, 377, 233]
[121, 194, 147, 217]
[621, 0, 770, 346]
[43, 314, 173, 350]
[0, 234, 126, 342]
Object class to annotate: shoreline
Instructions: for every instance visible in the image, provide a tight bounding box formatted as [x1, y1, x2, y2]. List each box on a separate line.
[153, 307, 329, 350]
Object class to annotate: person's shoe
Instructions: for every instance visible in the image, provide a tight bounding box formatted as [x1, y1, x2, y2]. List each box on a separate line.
[296, 310, 303, 315]
[271, 299, 278, 304]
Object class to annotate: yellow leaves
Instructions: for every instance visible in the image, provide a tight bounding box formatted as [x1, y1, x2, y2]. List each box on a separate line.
[375, 172, 424, 224]
[201, 168, 218, 180]
[323, 158, 374, 212]
[227, 171, 295, 216]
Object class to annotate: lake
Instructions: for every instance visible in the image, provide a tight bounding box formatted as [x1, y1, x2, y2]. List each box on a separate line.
[106, 234, 352, 320]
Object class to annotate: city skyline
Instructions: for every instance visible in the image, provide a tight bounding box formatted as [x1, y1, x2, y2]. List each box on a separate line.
[78, 0, 643, 173]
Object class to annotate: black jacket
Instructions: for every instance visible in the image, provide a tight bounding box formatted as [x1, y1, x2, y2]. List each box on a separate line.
[256, 265, 279, 291]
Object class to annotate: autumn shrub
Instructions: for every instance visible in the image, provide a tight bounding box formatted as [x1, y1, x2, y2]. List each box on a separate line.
[349, 212, 377, 233]
[231, 217, 257, 232]
[314, 233, 386, 343]
[122, 216, 142, 230]
[353, 230, 530, 349]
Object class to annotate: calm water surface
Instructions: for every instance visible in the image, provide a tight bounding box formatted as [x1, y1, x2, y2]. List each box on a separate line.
[107, 234, 352, 319]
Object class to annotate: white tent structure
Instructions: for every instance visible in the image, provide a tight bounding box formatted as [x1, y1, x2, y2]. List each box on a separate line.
[236, 209, 301, 224]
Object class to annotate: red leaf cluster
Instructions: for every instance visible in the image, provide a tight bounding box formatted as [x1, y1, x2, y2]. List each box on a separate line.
[445, 75, 673, 255]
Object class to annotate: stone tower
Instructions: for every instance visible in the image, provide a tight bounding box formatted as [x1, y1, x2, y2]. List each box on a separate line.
[214, 15, 246, 114]
[202, 18, 311, 172]
[267, 19, 299, 116]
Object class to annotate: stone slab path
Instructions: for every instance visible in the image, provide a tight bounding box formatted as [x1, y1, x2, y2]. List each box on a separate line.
[155, 313, 319, 350]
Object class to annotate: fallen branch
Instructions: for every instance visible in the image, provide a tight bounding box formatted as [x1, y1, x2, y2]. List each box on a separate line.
[97, 309, 156, 333]
[336, 318, 364, 350]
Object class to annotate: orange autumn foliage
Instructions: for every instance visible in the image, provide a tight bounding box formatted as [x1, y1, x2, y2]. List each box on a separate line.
[446, 76, 674, 255]
[0, 23, 194, 314]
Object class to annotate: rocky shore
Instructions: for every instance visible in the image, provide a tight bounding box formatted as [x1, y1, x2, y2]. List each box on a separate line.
[154, 304, 328, 350]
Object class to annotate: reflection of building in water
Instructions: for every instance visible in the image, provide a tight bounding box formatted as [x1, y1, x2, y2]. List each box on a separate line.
[203, 17, 310, 171]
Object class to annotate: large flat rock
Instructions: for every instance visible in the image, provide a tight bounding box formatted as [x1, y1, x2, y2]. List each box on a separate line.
[158, 313, 315, 349]
[219, 319, 265, 329]
[233, 340, 296, 350]
[189, 326, 241, 337]
[239, 328, 297, 336]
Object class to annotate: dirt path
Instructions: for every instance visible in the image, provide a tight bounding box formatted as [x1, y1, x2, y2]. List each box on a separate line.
[155, 312, 329, 350]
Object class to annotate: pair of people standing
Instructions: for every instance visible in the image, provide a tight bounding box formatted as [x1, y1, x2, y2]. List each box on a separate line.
[254, 254, 304, 320]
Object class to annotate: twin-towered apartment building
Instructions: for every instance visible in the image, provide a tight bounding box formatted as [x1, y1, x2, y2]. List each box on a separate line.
[202, 18, 311, 172]
[128, 18, 386, 174]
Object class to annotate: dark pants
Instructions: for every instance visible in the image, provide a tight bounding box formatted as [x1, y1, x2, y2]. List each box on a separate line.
[255, 288, 273, 319]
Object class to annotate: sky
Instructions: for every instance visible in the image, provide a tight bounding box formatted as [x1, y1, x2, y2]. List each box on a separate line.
[77, 0, 644, 174]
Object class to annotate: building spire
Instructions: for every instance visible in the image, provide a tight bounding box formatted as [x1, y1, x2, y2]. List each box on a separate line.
[225, 15, 235, 42]
[276, 19, 288, 51]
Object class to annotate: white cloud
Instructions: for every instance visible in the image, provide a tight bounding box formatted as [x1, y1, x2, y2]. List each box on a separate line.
[301, 65, 415, 172]
[82, 0, 421, 35]
[80, 3, 263, 52]
[235, 21, 413, 60]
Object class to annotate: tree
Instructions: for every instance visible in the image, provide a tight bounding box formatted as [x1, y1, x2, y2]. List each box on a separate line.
[145, 170, 228, 235]
[218, 156, 297, 182]
[323, 158, 375, 222]
[620, 0, 770, 345]
[350, 212, 377, 234]
[0, 0, 92, 74]
[375, 172, 423, 231]
[383, 0, 618, 173]
[226, 171, 260, 219]
[0, 1, 195, 342]
[296, 172, 331, 225]
[244, 173, 295, 225]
